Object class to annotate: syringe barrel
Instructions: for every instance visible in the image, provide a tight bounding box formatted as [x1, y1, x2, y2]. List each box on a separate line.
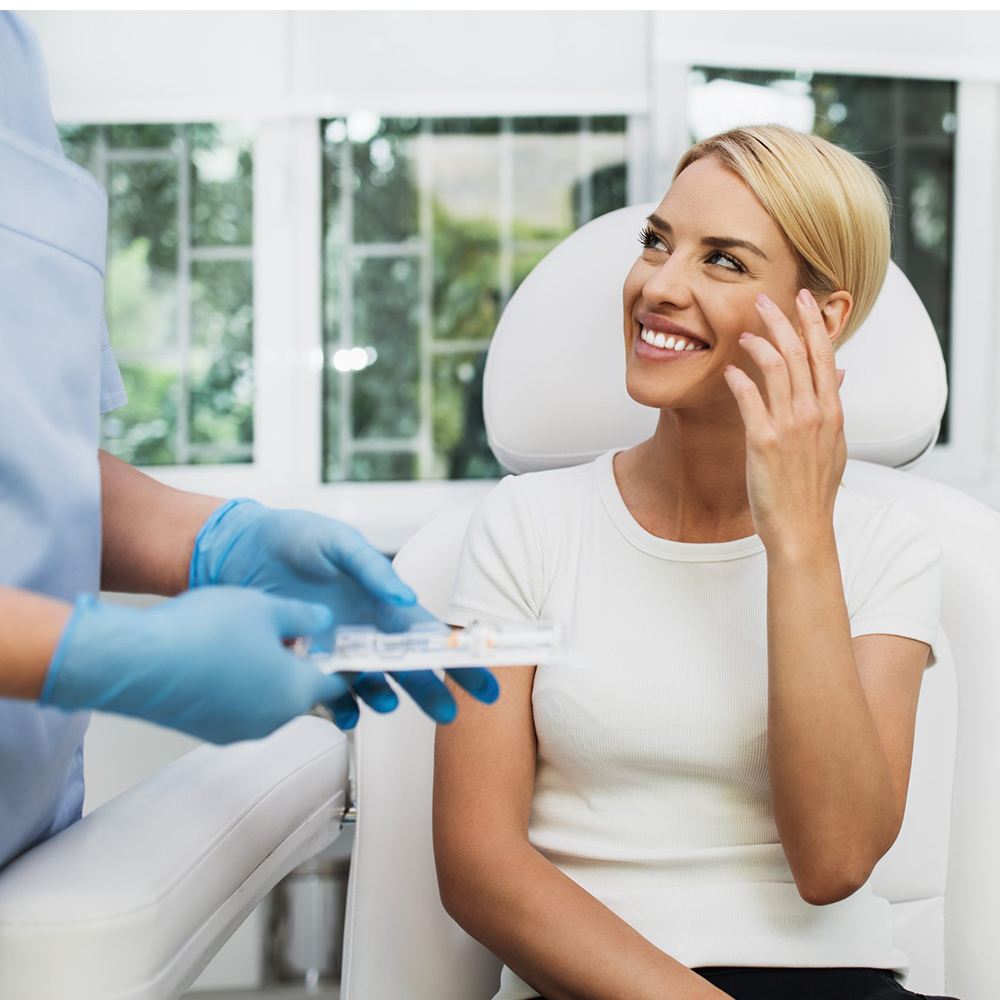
[477, 620, 564, 650]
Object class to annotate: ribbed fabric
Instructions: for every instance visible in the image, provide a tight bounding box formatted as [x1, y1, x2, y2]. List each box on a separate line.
[444, 449, 945, 1000]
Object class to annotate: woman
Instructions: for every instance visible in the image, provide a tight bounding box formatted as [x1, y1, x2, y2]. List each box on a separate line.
[432, 124, 958, 1000]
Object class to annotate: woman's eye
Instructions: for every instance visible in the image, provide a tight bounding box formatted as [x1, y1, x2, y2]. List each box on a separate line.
[706, 250, 744, 273]
[637, 228, 745, 274]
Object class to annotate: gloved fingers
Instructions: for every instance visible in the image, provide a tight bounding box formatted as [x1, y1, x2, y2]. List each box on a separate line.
[315, 668, 351, 704]
[320, 524, 417, 607]
[322, 689, 361, 731]
[388, 669, 457, 724]
[266, 593, 335, 639]
[348, 671, 399, 713]
[443, 667, 500, 705]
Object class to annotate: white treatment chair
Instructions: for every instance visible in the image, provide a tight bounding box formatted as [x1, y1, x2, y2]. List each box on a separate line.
[341, 203, 1000, 1000]
[0, 715, 349, 999]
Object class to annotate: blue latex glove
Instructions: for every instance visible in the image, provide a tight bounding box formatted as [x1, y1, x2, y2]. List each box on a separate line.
[189, 498, 499, 729]
[40, 587, 349, 744]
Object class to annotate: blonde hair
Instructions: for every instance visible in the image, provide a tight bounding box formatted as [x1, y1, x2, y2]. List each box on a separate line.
[673, 123, 893, 350]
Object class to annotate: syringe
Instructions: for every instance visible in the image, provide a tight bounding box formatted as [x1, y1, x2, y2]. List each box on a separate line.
[290, 620, 583, 672]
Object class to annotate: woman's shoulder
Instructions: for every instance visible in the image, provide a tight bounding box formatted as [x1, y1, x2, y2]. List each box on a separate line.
[834, 485, 943, 566]
[472, 459, 602, 537]
[489, 459, 601, 515]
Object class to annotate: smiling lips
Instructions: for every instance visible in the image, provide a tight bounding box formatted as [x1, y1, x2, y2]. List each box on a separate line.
[635, 312, 711, 348]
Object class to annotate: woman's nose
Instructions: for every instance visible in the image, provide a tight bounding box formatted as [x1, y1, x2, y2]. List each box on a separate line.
[642, 258, 694, 306]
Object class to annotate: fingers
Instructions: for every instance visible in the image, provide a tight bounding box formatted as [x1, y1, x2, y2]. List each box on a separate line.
[350, 671, 399, 713]
[267, 594, 334, 638]
[316, 669, 350, 704]
[320, 523, 417, 607]
[746, 294, 799, 414]
[322, 689, 361, 730]
[388, 669, 457, 724]
[444, 667, 500, 704]
[794, 287, 841, 402]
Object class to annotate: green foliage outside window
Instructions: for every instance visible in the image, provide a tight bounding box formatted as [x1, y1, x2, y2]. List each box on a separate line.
[58, 122, 254, 466]
[322, 115, 629, 483]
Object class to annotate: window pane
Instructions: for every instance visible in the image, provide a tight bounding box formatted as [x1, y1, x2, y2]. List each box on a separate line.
[58, 122, 254, 466]
[101, 360, 178, 466]
[321, 114, 630, 482]
[431, 118, 502, 342]
[432, 351, 502, 480]
[351, 115, 420, 244]
[687, 69, 955, 444]
[512, 116, 585, 235]
[190, 123, 254, 247]
[189, 259, 254, 461]
[351, 256, 421, 440]
[348, 452, 416, 481]
[106, 123, 179, 149]
[106, 160, 179, 355]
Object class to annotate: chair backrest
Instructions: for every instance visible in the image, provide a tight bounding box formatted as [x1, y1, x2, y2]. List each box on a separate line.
[341, 203, 1000, 1000]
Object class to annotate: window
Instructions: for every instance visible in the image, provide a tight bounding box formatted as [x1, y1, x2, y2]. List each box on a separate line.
[320, 115, 629, 482]
[687, 69, 957, 443]
[58, 123, 255, 465]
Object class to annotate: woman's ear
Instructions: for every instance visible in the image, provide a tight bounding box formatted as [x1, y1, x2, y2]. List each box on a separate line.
[820, 290, 853, 344]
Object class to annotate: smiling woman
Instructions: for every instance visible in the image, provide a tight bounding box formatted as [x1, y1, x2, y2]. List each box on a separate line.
[433, 122, 954, 1000]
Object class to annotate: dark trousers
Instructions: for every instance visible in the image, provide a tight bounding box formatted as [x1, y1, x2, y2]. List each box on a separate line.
[534, 965, 962, 1000]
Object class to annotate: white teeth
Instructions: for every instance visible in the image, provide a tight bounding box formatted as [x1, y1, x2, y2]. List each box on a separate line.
[640, 326, 707, 351]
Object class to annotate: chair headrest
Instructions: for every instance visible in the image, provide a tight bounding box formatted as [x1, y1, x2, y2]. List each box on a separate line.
[483, 201, 948, 475]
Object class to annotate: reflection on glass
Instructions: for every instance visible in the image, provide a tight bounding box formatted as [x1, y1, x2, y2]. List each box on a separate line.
[57, 122, 254, 465]
[321, 114, 630, 482]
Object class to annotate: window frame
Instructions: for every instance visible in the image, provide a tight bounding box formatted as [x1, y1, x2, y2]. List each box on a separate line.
[131, 78, 998, 554]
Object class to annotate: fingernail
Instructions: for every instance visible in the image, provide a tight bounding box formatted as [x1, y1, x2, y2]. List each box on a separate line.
[837, 368, 846, 388]
[755, 293, 774, 310]
[798, 288, 816, 307]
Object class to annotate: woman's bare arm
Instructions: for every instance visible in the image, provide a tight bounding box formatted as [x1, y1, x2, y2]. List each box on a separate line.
[433, 660, 730, 1000]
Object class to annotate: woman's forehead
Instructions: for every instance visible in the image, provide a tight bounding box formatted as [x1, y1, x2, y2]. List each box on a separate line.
[658, 163, 789, 263]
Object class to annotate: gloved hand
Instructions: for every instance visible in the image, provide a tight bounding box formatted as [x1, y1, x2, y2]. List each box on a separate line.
[40, 586, 349, 744]
[189, 499, 499, 728]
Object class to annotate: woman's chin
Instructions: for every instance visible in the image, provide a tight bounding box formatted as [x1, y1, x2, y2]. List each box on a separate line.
[625, 370, 698, 408]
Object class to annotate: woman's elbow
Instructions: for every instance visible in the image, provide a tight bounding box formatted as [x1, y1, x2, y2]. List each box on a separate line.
[434, 836, 477, 925]
[433, 823, 518, 926]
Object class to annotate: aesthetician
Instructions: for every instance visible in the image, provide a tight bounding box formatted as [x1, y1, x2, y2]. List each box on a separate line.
[0, 12, 498, 872]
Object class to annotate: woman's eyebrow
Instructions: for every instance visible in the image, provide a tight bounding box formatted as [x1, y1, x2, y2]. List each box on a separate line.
[646, 213, 769, 262]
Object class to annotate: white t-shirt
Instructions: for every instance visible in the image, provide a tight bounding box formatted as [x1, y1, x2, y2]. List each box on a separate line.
[444, 448, 945, 1000]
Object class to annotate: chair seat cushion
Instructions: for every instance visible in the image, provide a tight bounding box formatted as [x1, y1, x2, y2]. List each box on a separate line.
[0, 715, 348, 1000]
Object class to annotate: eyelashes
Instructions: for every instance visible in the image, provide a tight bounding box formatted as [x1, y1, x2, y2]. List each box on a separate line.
[637, 226, 747, 275]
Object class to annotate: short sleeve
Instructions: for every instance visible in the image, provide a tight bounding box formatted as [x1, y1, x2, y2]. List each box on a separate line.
[99, 316, 128, 414]
[444, 474, 543, 628]
[848, 499, 945, 669]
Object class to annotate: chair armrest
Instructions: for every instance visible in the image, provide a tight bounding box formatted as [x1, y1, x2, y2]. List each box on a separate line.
[0, 715, 349, 1000]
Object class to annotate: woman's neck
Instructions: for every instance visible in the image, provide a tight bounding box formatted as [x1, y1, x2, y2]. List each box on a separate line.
[612, 441, 756, 544]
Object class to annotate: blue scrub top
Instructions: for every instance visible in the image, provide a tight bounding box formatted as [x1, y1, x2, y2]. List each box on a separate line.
[0, 13, 128, 870]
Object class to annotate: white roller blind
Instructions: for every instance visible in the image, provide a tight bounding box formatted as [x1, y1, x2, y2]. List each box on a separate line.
[18, 10, 650, 121]
[652, 11, 1000, 83]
